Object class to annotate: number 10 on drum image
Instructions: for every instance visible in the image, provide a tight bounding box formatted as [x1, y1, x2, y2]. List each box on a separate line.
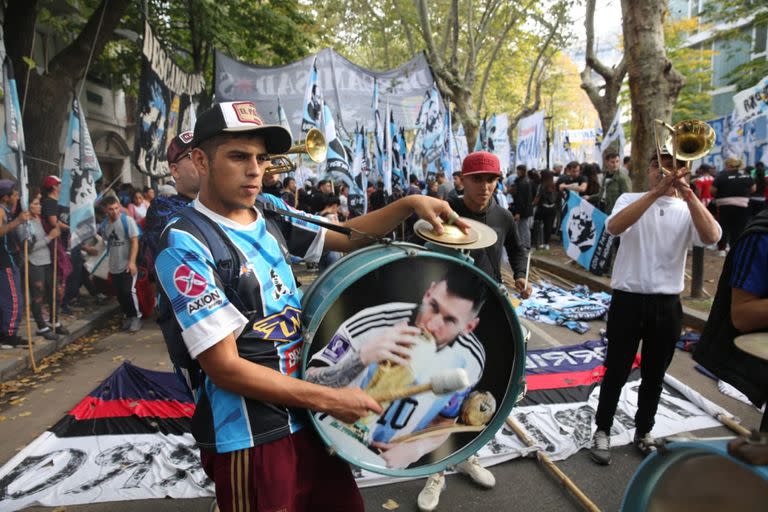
[301, 245, 525, 477]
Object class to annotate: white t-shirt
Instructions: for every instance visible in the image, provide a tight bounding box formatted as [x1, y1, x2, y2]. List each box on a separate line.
[607, 193, 720, 295]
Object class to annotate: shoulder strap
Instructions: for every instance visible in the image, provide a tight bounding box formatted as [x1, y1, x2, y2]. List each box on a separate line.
[120, 213, 129, 238]
[173, 207, 240, 289]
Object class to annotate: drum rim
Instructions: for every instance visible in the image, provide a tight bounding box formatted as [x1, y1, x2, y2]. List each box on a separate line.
[620, 439, 768, 511]
[300, 241, 526, 477]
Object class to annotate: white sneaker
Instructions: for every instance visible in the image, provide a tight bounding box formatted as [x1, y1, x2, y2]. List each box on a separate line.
[455, 455, 495, 488]
[417, 473, 446, 512]
[590, 429, 612, 465]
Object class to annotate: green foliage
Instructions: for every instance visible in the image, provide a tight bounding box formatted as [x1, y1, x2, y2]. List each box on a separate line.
[32, 0, 317, 98]
[665, 17, 715, 122]
[701, 1, 767, 91]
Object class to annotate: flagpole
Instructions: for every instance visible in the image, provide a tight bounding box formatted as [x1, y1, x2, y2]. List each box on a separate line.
[51, 238, 58, 331]
[23, 240, 37, 372]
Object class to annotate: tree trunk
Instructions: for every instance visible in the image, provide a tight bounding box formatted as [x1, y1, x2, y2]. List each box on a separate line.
[621, 0, 685, 191]
[4, 0, 132, 186]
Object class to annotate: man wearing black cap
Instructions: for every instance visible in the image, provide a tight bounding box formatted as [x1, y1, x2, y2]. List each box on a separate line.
[0, 180, 29, 348]
[142, 131, 199, 270]
[154, 101, 465, 512]
[589, 151, 721, 466]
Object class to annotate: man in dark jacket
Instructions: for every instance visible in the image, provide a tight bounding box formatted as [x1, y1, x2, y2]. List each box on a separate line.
[694, 209, 768, 431]
[511, 164, 534, 250]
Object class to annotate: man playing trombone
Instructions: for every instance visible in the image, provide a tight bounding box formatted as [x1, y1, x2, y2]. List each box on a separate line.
[590, 148, 721, 465]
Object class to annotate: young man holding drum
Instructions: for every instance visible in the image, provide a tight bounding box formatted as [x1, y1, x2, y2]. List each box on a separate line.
[154, 101, 465, 512]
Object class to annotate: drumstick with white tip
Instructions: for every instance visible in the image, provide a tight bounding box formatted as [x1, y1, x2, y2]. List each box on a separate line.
[368, 369, 470, 403]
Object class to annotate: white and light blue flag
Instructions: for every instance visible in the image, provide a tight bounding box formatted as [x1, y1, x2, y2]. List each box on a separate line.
[516, 111, 546, 170]
[59, 97, 102, 248]
[301, 58, 323, 133]
[560, 191, 614, 275]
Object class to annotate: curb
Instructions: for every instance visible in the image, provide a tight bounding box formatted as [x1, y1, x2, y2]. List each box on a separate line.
[532, 255, 710, 331]
[0, 302, 120, 382]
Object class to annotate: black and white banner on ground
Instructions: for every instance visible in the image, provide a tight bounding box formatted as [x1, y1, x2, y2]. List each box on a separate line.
[133, 22, 203, 178]
[0, 342, 729, 506]
[0, 363, 212, 510]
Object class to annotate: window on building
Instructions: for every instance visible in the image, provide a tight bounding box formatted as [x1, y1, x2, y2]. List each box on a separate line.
[755, 23, 767, 56]
[712, 90, 735, 117]
[712, 32, 751, 88]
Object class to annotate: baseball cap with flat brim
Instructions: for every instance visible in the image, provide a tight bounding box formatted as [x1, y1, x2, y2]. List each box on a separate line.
[462, 151, 502, 176]
[192, 101, 292, 154]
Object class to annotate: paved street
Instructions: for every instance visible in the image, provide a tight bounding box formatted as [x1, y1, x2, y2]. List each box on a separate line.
[0, 287, 762, 512]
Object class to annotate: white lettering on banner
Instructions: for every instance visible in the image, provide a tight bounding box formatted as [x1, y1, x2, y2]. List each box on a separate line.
[733, 76, 768, 123]
[142, 23, 204, 94]
[0, 434, 212, 509]
[525, 347, 606, 369]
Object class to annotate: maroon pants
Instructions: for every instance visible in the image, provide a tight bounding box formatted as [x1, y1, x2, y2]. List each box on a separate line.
[200, 428, 364, 512]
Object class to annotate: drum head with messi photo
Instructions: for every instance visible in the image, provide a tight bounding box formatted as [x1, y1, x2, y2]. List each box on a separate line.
[301, 243, 525, 477]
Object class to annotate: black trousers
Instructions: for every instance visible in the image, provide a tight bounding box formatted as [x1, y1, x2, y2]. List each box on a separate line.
[27, 263, 55, 329]
[535, 206, 556, 244]
[111, 271, 140, 319]
[595, 290, 682, 434]
[718, 205, 751, 249]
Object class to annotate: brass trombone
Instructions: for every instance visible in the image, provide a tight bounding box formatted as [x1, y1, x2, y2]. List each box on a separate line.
[653, 119, 716, 175]
[265, 128, 328, 175]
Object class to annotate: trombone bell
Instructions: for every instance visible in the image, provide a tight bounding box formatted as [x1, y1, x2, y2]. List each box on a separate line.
[265, 128, 328, 175]
[653, 119, 716, 174]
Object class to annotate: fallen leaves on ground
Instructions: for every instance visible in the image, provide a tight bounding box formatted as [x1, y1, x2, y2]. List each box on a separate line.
[0, 319, 122, 413]
[382, 499, 399, 510]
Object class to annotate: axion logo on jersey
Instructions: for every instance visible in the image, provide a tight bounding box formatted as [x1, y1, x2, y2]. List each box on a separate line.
[250, 306, 301, 343]
[187, 290, 223, 315]
[173, 265, 207, 298]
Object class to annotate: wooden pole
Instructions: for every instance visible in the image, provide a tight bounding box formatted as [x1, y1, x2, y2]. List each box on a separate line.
[506, 417, 601, 512]
[23, 239, 37, 372]
[51, 238, 57, 330]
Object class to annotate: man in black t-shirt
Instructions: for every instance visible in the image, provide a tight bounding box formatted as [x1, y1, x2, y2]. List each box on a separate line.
[712, 157, 755, 254]
[558, 161, 587, 196]
[41, 175, 70, 334]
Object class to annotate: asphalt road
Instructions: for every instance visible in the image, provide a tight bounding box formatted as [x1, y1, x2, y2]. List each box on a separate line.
[0, 293, 762, 512]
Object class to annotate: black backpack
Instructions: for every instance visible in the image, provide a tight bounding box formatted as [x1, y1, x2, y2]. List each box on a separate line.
[156, 203, 291, 392]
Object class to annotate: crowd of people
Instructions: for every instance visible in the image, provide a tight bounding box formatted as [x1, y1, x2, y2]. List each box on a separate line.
[0, 97, 765, 512]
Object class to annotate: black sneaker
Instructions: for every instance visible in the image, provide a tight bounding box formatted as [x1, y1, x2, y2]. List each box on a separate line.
[590, 430, 612, 465]
[36, 327, 59, 341]
[53, 323, 69, 335]
[0, 335, 25, 349]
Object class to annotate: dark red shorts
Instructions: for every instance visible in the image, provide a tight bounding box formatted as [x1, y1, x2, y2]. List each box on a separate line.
[200, 428, 364, 512]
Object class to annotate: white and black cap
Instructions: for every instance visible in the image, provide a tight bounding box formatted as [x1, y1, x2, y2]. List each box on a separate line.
[192, 101, 292, 154]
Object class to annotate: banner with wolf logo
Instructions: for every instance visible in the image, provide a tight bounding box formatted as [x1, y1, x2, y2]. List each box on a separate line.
[133, 22, 203, 178]
[58, 98, 102, 249]
[560, 191, 614, 275]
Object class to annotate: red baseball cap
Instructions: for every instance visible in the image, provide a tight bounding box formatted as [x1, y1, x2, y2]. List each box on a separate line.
[461, 151, 501, 176]
[42, 175, 62, 189]
[166, 131, 194, 163]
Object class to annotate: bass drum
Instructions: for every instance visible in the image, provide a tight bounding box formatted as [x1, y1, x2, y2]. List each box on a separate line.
[301, 242, 525, 477]
[621, 439, 768, 511]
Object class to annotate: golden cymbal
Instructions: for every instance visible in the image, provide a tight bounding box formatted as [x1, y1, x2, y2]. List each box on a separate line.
[734, 332, 768, 362]
[415, 220, 478, 245]
[414, 218, 498, 249]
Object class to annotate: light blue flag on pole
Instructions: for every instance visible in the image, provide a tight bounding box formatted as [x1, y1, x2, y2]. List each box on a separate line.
[322, 100, 351, 175]
[560, 191, 614, 275]
[348, 127, 368, 216]
[0, 46, 29, 208]
[59, 97, 102, 249]
[372, 79, 384, 185]
[474, 117, 488, 151]
[389, 109, 405, 189]
[301, 58, 322, 133]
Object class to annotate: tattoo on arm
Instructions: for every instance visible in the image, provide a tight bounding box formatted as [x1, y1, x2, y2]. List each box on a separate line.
[304, 350, 366, 387]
